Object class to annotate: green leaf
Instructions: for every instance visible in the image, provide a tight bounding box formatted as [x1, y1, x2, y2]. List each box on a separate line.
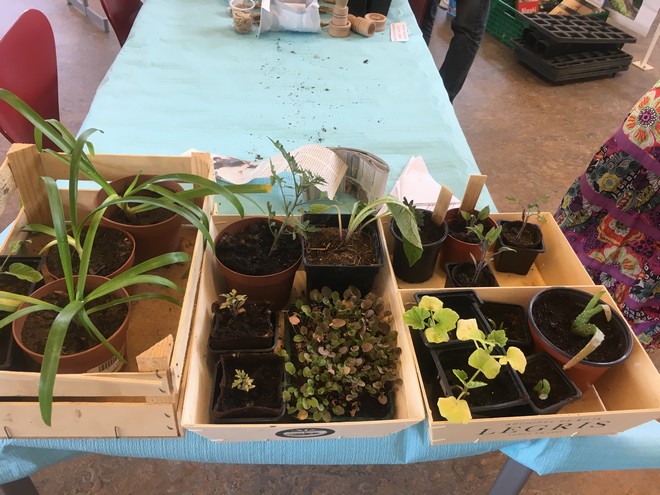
[487, 329, 508, 348]
[402, 306, 430, 330]
[418, 296, 443, 312]
[468, 348, 500, 379]
[432, 307, 460, 330]
[452, 368, 469, 385]
[466, 380, 487, 389]
[6, 263, 43, 283]
[285, 362, 296, 375]
[437, 396, 471, 424]
[534, 379, 551, 400]
[456, 318, 484, 342]
[501, 346, 527, 373]
[425, 323, 451, 344]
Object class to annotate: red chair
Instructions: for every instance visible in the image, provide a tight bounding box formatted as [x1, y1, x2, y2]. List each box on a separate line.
[0, 9, 59, 145]
[100, 0, 143, 47]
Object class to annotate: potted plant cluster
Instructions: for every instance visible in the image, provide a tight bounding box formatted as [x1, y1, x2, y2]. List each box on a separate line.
[0, 240, 44, 370]
[389, 198, 448, 284]
[494, 195, 549, 275]
[281, 286, 401, 422]
[528, 288, 634, 390]
[214, 139, 324, 310]
[303, 195, 422, 295]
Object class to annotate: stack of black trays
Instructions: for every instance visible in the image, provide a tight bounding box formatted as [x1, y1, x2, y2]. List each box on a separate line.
[513, 14, 636, 83]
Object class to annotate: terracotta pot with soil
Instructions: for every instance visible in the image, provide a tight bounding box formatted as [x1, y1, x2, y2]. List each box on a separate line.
[12, 275, 131, 373]
[441, 207, 497, 265]
[94, 175, 186, 263]
[528, 287, 634, 391]
[520, 353, 582, 415]
[301, 213, 383, 295]
[44, 226, 135, 280]
[432, 345, 529, 419]
[0, 256, 44, 370]
[390, 210, 448, 283]
[494, 220, 545, 275]
[211, 352, 285, 423]
[480, 301, 532, 354]
[208, 299, 276, 355]
[444, 262, 499, 288]
[214, 217, 302, 310]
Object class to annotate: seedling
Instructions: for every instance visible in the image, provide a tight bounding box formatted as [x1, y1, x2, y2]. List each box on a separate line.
[403, 295, 460, 344]
[505, 195, 549, 241]
[438, 318, 526, 424]
[459, 205, 490, 230]
[534, 379, 551, 401]
[465, 223, 514, 285]
[266, 139, 326, 256]
[563, 291, 611, 370]
[218, 289, 247, 319]
[232, 369, 255, 392]
[0, 240, 42, 284]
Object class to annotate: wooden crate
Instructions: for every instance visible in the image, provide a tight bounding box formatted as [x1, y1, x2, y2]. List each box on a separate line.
[0, 144, 212, 438]
[383, 212, 595, 289]
[180, 216, 426, 441]
[397, 286, 660, 445]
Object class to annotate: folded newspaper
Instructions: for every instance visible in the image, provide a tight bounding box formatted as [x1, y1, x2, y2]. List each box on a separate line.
[184, 145, 389, 202]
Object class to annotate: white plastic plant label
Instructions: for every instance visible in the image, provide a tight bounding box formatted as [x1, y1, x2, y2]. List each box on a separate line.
[390, 22, 409, 42]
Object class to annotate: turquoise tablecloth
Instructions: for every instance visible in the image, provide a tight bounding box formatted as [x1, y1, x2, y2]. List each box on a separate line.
[1, 0, 658, 483]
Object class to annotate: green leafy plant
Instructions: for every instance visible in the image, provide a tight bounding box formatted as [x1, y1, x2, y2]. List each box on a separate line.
[310, 195, 423, 266]
[266, 139, 326, 256]
[0, 240, 44, 313]
[0, 89, 271, 249]
[281, 286, 401, 422]
[534, 379, 551, 401]
[563, 290, 612, 370]
[0, 176, 190, 426]
[231, 369, 256, 392]
[402, 295, 460, 344]
[459, 205, 490, 230]
[437, 318, 526, 424]
[218, 289, 247, 319]
[505, 195, 549, 240]
[465, 224, 515, 285]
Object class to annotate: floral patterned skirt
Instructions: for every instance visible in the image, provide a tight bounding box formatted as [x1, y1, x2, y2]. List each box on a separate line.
[555, 82, 660, 350]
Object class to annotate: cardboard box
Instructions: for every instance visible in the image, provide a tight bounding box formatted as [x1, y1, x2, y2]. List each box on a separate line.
[0, 145, 212, 438]
[383, 212, 595, 290]
[396, 286, 660, 445]
[180, 216, 426, 441]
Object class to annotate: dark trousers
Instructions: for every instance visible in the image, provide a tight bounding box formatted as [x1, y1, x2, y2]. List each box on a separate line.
[421, 0, 490, 102]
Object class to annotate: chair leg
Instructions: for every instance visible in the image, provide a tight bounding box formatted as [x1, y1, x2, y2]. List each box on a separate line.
[487, 456, 534, 495]
[0, 476, 38, 495]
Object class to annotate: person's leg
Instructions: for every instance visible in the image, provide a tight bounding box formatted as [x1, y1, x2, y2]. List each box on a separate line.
[439, 0, 490, 102]
[421, 0, 439, 45]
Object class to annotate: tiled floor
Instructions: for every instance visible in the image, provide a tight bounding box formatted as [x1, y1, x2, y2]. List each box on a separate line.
[1, 2, 659, 494]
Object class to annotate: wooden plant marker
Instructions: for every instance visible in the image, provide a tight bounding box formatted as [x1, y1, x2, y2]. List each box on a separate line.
[459, 174, 487, 212]
[431, 185, 453, 226]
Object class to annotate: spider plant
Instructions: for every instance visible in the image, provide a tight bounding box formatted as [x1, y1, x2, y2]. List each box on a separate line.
[0, 89, 271, 248]
[0, 173, 192, 426]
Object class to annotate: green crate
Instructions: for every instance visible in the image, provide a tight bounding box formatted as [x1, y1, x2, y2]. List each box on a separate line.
[486, 1, 610, 49]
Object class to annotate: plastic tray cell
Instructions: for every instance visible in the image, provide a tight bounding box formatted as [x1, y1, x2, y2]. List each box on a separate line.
[522, 14, 637, 45]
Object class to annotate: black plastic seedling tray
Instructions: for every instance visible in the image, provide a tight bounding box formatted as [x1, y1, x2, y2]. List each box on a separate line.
[521, 14, 636, 45]
[513, 39, 632, 82]
[521, 28, 626, 57]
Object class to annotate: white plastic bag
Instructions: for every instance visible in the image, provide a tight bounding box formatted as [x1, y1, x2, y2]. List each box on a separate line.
[259, 0, 321, 34]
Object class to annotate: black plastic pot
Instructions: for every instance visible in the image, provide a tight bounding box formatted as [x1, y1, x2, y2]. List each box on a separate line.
[207, 301, 277, 358]
[444, 262, 500, 288]
[480, 301, 533, 355]
[302, 213, 384, 296]
[211, 353, 285, 423]
[413, 290, 491, 350]
[432, 345, 530, 420]
[0, 256, 44, 370]
[494, 221, 545, 275]
[521, 353, 582, 415]
[390, 211, 448, 284]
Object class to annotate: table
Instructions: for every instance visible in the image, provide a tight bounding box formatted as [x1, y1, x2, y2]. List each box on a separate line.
[1, 0, 659, 486]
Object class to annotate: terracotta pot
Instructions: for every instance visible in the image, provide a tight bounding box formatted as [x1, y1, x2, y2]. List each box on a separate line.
[528, 287, 634, 391]
[390, 211, 448, 284]
[43, 226, 136, 281]
[440, 208, 497, 265]
[214, 217, 302, 311]
[94, 176, 185, 263]
[12, 275, 131, 373]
